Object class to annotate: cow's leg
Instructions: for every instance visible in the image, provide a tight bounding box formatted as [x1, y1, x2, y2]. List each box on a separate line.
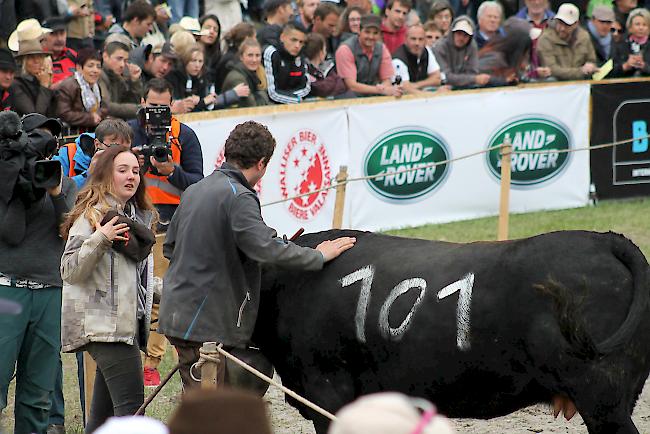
[580, 410, 638, 434]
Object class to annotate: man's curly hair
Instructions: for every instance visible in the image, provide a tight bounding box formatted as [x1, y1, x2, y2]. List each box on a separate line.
[224, 121, 276, 169]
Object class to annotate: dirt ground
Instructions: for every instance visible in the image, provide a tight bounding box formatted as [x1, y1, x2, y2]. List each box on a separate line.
[265, 377, 650, 434]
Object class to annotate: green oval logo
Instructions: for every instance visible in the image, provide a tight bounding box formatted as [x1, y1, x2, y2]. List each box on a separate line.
[486, 117, 572, 186]
[364, 128, 450, 201]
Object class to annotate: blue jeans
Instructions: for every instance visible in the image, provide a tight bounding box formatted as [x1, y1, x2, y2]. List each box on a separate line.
[169, 0, 199, 23]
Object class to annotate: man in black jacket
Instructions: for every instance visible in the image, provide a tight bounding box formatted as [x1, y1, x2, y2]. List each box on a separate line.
[392, 24, 441, 94]
[263, 23, 311, 104]
[158, 121, 355, 390]
[0, 49, 16, 111]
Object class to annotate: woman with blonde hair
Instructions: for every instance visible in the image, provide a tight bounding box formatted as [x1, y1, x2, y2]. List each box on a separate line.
[611, 8, 650, 77]
[222, 38, 269, 107]
[60, 145, 157, 432]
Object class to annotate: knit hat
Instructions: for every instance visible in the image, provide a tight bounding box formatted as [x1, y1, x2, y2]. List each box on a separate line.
[327, 393, 456, 434]
[94, 416, 168, 434]
[167, 388, 273, 434]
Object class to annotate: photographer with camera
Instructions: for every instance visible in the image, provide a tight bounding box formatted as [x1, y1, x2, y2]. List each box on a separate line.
[0, 111, 77, 434]
[129, 78, 204, 386]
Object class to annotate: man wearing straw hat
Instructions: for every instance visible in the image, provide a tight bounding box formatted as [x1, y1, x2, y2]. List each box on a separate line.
[10, 24, 57, 117]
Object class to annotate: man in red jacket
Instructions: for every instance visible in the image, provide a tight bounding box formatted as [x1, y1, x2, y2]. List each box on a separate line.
[41, 17, 78, 85]
[381, 0, 411, 53]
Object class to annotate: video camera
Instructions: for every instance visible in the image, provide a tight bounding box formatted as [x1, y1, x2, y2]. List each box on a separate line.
[137, 106, 172, 171]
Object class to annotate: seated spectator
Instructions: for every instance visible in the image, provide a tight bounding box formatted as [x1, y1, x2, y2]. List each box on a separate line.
[11, 39, 57, 117]
[611, 17, 625, 43]
[335, 14, 402, 97]
[304, 33, 351, 98]
[258, 0, 294, 49]
[295, 0, 321, 28]
[475, 1, 505, 49]
[167, 43, 244, 110]
[222, 39, 270, 107]
[423, 20, 443, 47]
[588, 6, 616, 65]
[339, 6, 364, 44]
[0, 49, 17, 111]
[328, 392, 455, 434]
[392, 24, 441, 93]
[312, 2, 343, 59]
[99, 38, 143, 120]
[214, 23, 256, 92]
[108, 0, 156, 47]
[54, 48, 107, 131]
[41, 17, 77, 84]
[479, 18, 532, 85]
[382, 0, 412, 53]
[515, 0, 555, 28]
[611, 8, 650, 76]
[145, 43, 178, 82]
[537, 3, 599, 80]
[263, 23, 311, 103]
[199, 15, 222, 83]
[434, 16, 490, 87]
[428, 1, 454, 36]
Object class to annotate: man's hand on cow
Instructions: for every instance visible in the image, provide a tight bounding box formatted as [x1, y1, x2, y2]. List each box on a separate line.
[316, 237, 356, 262]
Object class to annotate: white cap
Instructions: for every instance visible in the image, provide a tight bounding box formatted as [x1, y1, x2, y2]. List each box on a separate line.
[179, 17, 210, 36]
[94, 416, 169, 434]
[451, 19, 474, 36]
[555, 3, 580, 25]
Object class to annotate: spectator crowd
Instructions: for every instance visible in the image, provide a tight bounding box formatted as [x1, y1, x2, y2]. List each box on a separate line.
[1, 0, 649, 128]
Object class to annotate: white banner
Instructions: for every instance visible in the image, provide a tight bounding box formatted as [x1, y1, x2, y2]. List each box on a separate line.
[186, 108, 348, 235]
[345, 84, 591, 231]
[183, 83, 590, 233]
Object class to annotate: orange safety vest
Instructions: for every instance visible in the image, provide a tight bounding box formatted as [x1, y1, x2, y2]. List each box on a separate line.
[145, 117, 183, 205]
[63, 143, 77, 177]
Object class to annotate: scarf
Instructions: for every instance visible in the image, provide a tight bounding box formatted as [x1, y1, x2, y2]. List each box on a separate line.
[587, 21, 612, 58]
[629, 34, 649, 45]
[74, 71, 101, 112]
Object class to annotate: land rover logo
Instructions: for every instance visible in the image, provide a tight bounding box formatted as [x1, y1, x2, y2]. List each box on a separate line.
[364, 128, 450, 200]
[486, 117, 572, 186]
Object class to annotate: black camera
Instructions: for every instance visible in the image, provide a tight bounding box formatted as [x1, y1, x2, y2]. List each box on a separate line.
[137, 106, 172, 165]
[32, 160, 62, 189]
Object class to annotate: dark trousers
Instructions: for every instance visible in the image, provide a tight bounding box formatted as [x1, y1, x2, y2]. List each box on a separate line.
[83, 341, 144, 434]
[0, 285, 61, 434]
[167, 337, 225, 392]
[48, 352, 85, 427]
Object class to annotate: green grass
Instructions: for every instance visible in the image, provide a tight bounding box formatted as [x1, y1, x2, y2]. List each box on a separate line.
[1, 197, 649, 432]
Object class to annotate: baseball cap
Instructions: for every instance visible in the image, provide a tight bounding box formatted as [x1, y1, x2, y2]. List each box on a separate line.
[0, 48, 17, 71]
[21, 113, 62, 136]
[360, 14, 382, 30]
[451, 19, 474, 36]
[152, 42, 178, 59]
[42, 16, 68, 31]
[555, 3, 580, 25]
[592, 5, 615, 22]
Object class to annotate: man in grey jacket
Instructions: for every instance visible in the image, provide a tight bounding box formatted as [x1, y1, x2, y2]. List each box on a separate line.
[158, 121, 355, 390]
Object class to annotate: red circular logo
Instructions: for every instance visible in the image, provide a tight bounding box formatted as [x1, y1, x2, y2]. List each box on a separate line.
[280, 130, 331, 221]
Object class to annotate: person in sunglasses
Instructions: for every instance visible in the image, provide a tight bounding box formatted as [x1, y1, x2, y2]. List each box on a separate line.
[587, 6, 616, 66]
[53, 118, 134, 189]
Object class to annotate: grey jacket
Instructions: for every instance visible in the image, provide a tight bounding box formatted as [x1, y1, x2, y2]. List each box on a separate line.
[158, 162, 324, 347]
[60, 203, 155, 352]
[433, 17, 480, 88]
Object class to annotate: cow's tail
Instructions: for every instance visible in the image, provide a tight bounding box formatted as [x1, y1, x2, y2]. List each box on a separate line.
[539, 232, 649, 359]
[594, 233, 649, 355]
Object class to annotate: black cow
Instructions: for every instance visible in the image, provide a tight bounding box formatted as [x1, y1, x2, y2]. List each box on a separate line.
[253, 229, 650, 434]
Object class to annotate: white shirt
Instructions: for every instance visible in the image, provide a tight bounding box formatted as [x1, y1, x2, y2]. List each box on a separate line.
[391, 47, 440, 83]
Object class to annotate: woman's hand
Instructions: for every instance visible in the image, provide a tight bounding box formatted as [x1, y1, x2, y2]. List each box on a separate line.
[96, 216, 129, 242]
[203, 93, 217, 106]
[234, 83, 250, 97]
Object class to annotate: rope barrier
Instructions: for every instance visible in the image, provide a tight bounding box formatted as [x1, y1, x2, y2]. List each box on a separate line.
[189, 346, 221, 382]
[215, 344, 338, 421]
[261, 134, 650, 208]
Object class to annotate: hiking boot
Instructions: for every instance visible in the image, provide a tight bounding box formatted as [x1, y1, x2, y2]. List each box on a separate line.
[144, 366, 161, 387]
[47, 424, 65, 434]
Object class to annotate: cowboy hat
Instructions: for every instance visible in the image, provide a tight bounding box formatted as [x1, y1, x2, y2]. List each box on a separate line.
[178, 17, 210, 36]
[13, 39, 51, 59]
[8, 19, 52, 52]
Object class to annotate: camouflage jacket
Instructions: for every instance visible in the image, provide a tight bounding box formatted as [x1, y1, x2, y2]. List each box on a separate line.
[60, 207, 154, 353]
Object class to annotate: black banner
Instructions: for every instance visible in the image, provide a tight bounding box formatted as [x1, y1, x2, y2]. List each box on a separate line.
[590, 81, 650, 199]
